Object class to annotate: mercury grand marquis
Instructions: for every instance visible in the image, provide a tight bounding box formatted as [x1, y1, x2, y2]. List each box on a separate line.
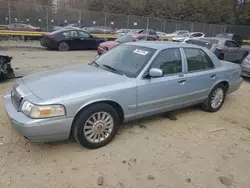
[4, 41, 242, 149]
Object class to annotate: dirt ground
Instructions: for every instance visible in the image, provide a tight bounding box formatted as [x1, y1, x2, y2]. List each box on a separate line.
[1, 47, 250, 188]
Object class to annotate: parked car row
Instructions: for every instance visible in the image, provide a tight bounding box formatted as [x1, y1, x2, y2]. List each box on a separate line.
[0, 23, 42, 31]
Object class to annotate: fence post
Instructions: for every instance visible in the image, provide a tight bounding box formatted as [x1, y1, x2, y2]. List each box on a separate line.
[104, 13, 107, 28]
[8, 0, 11, 24]
[79, 10, 81, 27]
[163, 19, 166, 32]
[127, 15, 129, 29]
[146, 17, 149, 29]
[203, 23, 206, 33]
[46, 6, 49, 32]
[209, 24, 211, 36]
[220, 25, 223, 33]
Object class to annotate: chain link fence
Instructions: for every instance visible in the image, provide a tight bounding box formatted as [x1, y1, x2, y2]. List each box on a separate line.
[1, 1, 250, 39]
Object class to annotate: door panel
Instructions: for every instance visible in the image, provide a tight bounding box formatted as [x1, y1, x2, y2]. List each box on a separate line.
[136, 75, 188, 118]
[77, 31, 96, 49]
[184, 70, 217, 105]
[136, 48, 186, 118]
[224, 40, 239, 62]
[62, 30, 81, 49]
[182, 48, 217, 105]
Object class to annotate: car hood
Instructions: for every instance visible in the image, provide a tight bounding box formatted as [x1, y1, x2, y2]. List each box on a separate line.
[22, 65, 130, 102]
[172, 36, 186, 40]
[100, 41, 120, 49]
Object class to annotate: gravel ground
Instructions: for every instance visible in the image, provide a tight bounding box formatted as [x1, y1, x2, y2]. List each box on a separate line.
[0, 47, 250, 188]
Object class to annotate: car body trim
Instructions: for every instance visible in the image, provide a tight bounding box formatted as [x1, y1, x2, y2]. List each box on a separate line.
[128, 88, 209, 110]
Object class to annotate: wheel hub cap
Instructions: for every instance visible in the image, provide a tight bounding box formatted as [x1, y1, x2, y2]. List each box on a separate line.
[211, 88, 224, 109]
[83, 112, 114, 143]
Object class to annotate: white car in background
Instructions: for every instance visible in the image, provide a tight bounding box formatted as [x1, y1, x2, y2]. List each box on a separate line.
[172, 32, 205, 42]
[165, 30, 189, 37]
[156, 31, 168, 36]
[116, 29, 131, 38]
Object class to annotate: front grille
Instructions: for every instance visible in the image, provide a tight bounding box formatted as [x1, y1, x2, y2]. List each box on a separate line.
[11, 88, 23, 111]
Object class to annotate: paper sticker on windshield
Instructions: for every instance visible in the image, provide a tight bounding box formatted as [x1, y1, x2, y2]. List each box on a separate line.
[133, 49, 148, 55]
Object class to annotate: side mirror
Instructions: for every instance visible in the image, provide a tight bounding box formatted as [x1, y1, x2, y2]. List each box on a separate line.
[90, 35, 93, 38]
[149, 68, 163, 78]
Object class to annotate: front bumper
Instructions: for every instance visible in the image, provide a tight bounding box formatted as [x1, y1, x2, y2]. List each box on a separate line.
[241, 64, 250, 77]
[4, 93, 74, 142]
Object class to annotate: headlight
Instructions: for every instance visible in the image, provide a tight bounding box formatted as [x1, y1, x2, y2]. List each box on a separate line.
[21, 101, 66, 118]
[243, 58, 250, 65]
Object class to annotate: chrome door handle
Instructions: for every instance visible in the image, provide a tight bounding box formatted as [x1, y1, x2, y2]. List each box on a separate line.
[211, 75, 216, 79]
[80, 38, 85, 40]
[178, 79, 186, 85]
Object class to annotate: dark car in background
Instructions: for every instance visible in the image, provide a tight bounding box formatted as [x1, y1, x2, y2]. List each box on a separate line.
[41, 29, 106, 51]
[185, 37, 249, 63]
[97, 34, 158, 55]
[215, 33, 243, 46]
[138, 29, 159, 39]
[7, 23, 41, 31]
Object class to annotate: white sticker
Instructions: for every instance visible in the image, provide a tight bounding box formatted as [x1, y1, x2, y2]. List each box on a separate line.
[133, 49, 148, 55]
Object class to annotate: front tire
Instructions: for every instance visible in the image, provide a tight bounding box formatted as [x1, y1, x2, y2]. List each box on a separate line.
[73, 103, 120, 149]
[58, 42, 69, 51]
[201, 84, 226, 112]
[218, 53, 224, 60]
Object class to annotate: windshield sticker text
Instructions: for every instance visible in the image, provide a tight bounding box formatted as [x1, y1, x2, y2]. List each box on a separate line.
[133, 49, 148, 55]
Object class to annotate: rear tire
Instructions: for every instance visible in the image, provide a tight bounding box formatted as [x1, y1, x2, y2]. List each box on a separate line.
[58, 42, 69, 51]
[73, 103, 120, 149]
[218, 53, 224, 60]
[201, 84, 226, 112]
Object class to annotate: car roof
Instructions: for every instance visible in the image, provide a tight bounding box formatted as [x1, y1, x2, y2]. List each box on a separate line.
[130, 34, 156, 38]
[189, 32, 204, 34]
[189, 37, 232, 43]
[126, 41, 202, 50]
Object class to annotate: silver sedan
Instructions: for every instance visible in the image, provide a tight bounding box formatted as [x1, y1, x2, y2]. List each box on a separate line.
[4, 41, 242, 149]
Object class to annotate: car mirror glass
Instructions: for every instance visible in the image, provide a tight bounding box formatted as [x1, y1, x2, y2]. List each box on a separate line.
[149, 68, 163, 78]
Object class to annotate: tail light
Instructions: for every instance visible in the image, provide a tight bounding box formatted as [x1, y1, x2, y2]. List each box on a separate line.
[46, 35, 54, 39]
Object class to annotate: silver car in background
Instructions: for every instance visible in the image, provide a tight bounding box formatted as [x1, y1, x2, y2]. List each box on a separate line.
[241, 54, 250, 77]
[185, 37, 249, 63]
[4, 42, 242, 149]
[172, 32, 205, 42]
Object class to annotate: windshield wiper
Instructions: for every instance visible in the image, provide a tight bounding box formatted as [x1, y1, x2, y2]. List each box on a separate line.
[102, 64, 117, 72]
[89, 61, 99, 67]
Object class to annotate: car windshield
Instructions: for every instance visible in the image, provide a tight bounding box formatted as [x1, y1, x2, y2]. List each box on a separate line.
[216, 33, 232, 38]
[115, 35, 135, 43]
[181, 33, 191, 37]
[94, 44, 156, 78]
[202, 38, 219, 44]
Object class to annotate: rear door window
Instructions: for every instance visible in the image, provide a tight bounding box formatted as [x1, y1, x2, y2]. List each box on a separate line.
[225, 41, 238, 47]
[78, 30, 90, 37]
[184, 48, 214, 72]
[63, 30, 78, 37]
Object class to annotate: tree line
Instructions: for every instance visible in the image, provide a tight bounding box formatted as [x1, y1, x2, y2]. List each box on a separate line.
[76, 0, 250, 25]
[3, 0, 250, 25]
